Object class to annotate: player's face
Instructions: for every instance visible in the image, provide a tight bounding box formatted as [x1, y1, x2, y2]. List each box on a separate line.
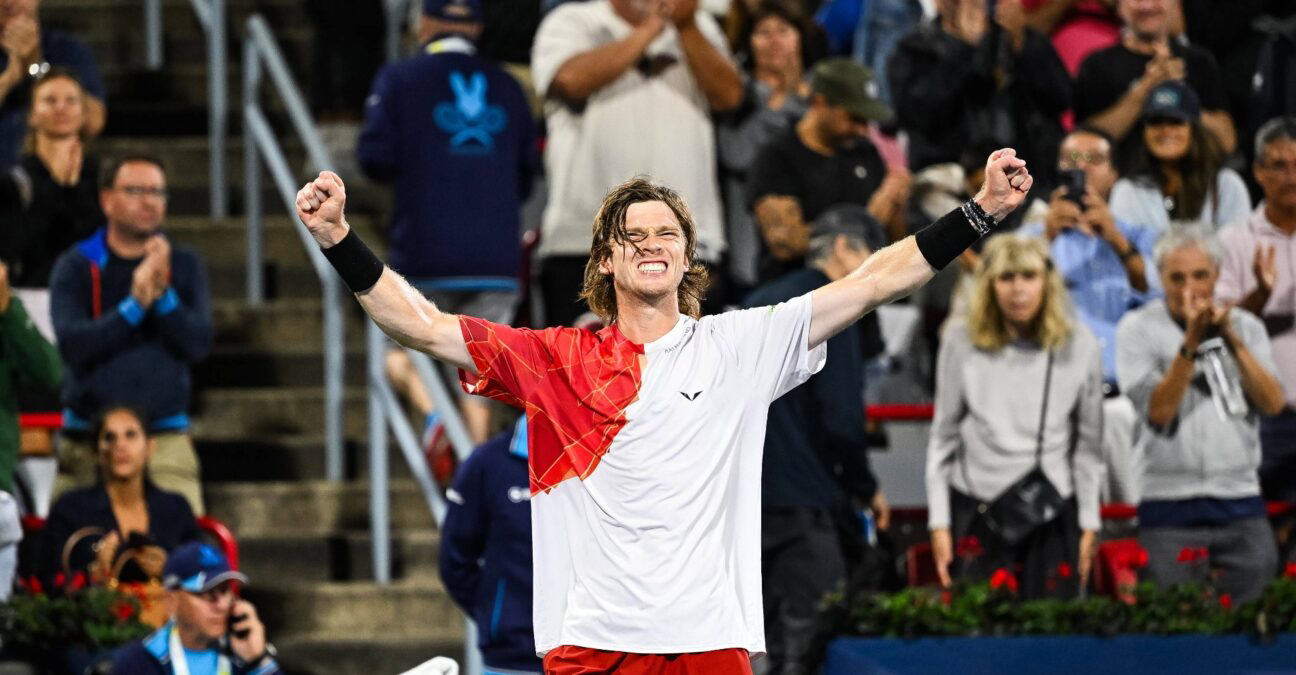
[1161, 246, 1217, 318]
[599, 201, 688, 306]
[1255, 139, 1296, 212]
[101, 161, 167, 239]
[992, 265, 1046, 328]
[29, 76, 84, 139]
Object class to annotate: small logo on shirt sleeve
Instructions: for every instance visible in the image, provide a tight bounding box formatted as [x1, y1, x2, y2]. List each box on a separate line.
[680, 390, 703, 401]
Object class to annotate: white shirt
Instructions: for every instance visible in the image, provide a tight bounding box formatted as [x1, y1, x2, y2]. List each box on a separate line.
[459, 293, 826, 655]
[531, 0, 729, 262]
[1109, 167, 1252, 234]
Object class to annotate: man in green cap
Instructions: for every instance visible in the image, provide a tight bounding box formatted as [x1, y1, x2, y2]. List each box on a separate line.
[748, 57, 911, 284]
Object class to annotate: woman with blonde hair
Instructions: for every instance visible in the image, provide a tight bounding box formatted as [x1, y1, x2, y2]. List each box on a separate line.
[926, 233, 1104, 599]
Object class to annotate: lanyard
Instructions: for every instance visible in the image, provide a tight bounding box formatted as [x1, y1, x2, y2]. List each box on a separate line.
[168, 625, 231, 675]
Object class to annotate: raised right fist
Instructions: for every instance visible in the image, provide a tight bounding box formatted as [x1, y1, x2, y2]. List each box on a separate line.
[295, 171, 350, 248]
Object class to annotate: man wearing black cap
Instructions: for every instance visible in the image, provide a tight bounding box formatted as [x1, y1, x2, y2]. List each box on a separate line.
[748, 58, 911, 284]
[742, 206, 889, 675]
[112, 542, 279, 674]
[1074, 0, 1235, 158]
[357, 0, 537, 446]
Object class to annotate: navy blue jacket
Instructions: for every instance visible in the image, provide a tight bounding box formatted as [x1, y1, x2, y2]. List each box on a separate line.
[36, 481, 198, 584]
[357, 39, 537, 284]
[744, 268, 878, 509]
[48, 228, 213, 431]
[440, 419, 541, 672]
[112, 621, 281, 675]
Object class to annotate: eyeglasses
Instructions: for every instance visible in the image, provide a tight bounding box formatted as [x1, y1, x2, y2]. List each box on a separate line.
[1059, 150, 1109, 168]
[116, 185, 168, 199]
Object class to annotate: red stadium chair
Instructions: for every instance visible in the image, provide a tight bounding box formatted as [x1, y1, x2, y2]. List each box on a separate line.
[1092, 538, 1144, 601]
[906, 541, 941, 588]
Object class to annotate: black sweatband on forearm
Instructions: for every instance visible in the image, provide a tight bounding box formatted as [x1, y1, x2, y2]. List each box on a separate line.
[321, 229, 385, 293]
[914, 205, 984, 271]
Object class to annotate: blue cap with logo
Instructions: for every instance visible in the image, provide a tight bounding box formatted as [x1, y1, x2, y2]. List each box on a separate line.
[162, 542, 249, 593]
[1143, 80, 1200, 123]
[423, 0, 481, 22]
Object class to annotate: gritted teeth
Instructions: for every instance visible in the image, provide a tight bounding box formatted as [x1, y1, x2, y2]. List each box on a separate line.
[639, 262, 667, 272]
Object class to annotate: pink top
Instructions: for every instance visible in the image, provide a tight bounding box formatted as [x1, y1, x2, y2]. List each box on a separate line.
[1216, 204, 1296, 409]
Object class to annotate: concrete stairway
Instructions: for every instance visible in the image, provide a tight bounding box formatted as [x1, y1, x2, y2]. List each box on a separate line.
[41, 1, 466, 672]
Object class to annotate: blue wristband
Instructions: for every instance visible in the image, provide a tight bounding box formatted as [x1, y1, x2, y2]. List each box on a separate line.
[154, 287, 180, 315]
[117, 297, 146, 326]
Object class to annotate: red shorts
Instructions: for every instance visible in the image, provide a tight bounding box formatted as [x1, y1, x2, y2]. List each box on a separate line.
[542, 646, 752, 675]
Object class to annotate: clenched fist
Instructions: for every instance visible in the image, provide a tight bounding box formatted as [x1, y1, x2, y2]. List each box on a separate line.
[974, 148, 1033, 222]
[295, 171, 350, 248]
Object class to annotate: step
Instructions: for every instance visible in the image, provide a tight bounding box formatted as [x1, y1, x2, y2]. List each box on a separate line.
[204, 261, 335, 300]
[195, 346, 367, 388]
[235, 530, 440, 585]
[271, 636, 465, 675]
[165, 215, 386, 265]
[192, 385, 369, 437]
[197, 429, 426, 483]
[211, 299, 369, 349]
[244, 581, 462, 641]
[206, 480, 436, 537]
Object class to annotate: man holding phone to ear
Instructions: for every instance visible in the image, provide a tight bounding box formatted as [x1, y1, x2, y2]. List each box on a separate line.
[112, 542, 280, 675]
[1022, 125, 1159, 505]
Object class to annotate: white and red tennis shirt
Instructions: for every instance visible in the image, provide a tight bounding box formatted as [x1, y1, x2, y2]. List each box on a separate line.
[458, 293, 826, 656]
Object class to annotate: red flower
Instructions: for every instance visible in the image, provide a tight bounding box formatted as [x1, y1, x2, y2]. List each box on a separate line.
[1135, 548, 1150, 568]
[53, 572, 65, 588]
[1285, 562, 1296, 579]
[941, 590, 953, 606]
[28, 577, 42, 595]
[1057, 562, 1073, 579]
[990, 568, 1020, 593]
[1197, 547, 1209, 561]
[956, 536, 983, 557]
[110, 600, 135, 621]
[70, 572, 87, 591]
[1219, 593, 1233, 610]
[1177, 547, 1209, 564]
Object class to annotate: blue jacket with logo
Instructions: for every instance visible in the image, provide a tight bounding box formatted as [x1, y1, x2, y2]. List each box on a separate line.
[357, 38, 537, 285]
[440, 418, 541, 672]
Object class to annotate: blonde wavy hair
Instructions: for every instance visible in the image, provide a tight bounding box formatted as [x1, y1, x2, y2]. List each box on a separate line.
[966, 234, 1073, 351]
[580, 178, 709, 323]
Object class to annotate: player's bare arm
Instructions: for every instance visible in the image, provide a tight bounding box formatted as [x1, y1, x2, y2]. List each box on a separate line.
[808, 149, 1034, 349]
[295, 171, 476, 373]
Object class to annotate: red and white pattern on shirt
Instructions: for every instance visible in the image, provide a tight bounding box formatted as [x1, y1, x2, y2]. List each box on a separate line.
[458, 316, 643, 494]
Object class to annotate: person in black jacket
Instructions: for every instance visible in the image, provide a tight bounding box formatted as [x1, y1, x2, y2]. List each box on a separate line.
[743, 207, 888, 675]
[36, 406, 198, 587]
[888, 0, 1071, 189]
[48, 154, 213, 514]
[0, 69, 102, 290]
[440, 416, 542, 675]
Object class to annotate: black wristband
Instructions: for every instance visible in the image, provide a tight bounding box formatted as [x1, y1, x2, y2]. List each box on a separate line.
[321, 229, 384, 293]
[915, 206, 984, 271]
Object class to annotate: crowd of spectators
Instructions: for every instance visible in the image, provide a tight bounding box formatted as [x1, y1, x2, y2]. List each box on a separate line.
[0, 0, 1295, 671]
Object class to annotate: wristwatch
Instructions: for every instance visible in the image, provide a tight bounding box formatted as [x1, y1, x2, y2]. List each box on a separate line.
[1178, 344, 1194, 362]
[244, 643, 278, 668]
[1118, 244, 1139, 261]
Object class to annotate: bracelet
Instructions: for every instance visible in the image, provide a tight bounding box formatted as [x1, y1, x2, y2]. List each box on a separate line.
[1178, 344, 1194, 362]
[1118, 244, 1138, 261]
[321, 229, 385, 293]
[960, 198, 997, 236]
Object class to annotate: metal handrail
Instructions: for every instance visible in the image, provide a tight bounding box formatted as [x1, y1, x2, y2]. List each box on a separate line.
[242, 14, 344, 481]
[143, 0, 227, 218]
[383, 0, 414, 63]
[367, 321, 483, 675]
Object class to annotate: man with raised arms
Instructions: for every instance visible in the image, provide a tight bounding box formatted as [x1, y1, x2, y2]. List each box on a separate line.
[295, 149, 1032, 674]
